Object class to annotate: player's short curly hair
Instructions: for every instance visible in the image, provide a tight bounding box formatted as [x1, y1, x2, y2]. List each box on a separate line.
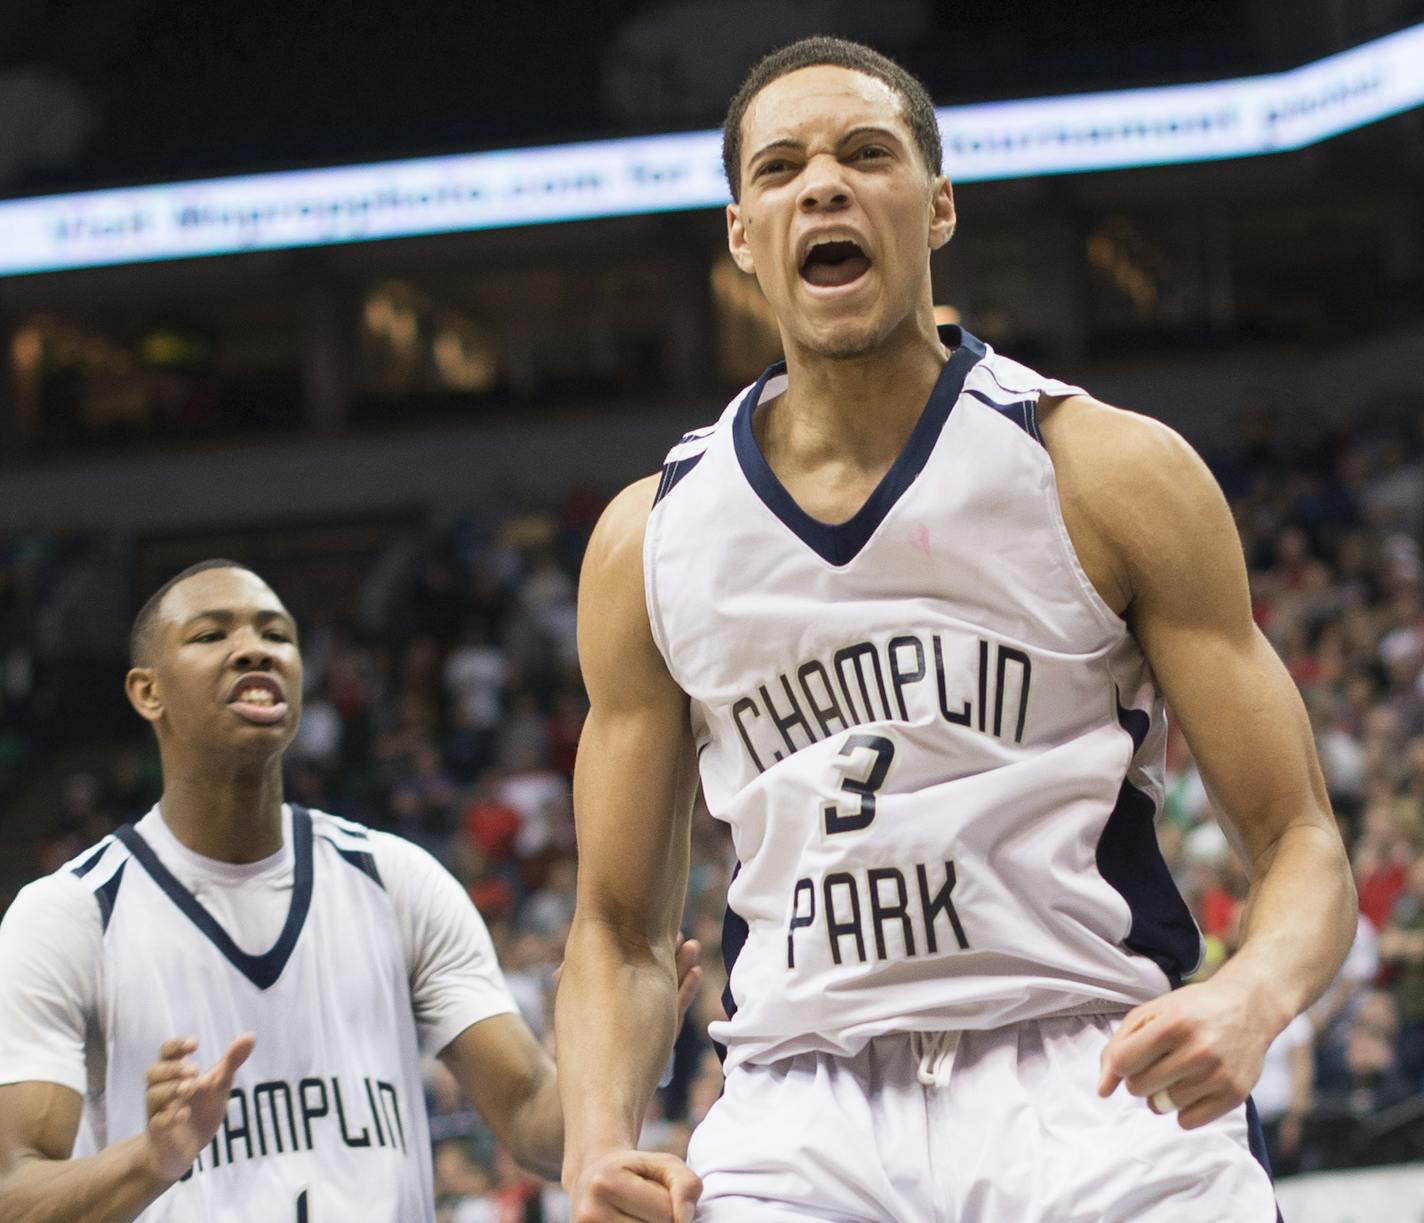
[722, 36, 943, 201]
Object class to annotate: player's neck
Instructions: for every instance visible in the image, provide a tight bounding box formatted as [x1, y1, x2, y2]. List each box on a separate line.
[774, 314, 949, 470]
[156, 755, 287, 864]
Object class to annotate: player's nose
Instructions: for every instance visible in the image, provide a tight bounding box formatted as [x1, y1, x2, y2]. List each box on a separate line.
[797, 154, 851, 212]
[228, 625, 279, 670]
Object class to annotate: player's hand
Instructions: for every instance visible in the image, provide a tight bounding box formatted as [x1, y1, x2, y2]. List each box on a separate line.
[143, 1033, 256, 1183]
[570, 1149, 703, 1223]
[1096, 978, 1274, 1129]
[673, 937, 702, 1024]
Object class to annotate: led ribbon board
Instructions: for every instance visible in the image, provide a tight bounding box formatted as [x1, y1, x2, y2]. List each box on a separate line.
[1, 20, 1421, 277]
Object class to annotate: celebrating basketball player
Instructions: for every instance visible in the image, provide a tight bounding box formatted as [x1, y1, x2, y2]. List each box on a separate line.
[556, 37, 1356, 1222]
[0, 560, 698, 1221]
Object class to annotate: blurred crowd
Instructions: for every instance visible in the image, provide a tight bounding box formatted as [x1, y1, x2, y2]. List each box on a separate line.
[1169, 399, 1424, 1174]
[5, 394, 1424, 1213]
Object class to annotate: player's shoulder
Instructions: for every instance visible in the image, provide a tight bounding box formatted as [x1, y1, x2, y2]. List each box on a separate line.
[1038, 394, 1218, 525]
[58, 832, 135, 908]
[2, 835, 126, 940]
[597, 474, 663, 541]
[306, 805, 377, 845]
[581, 472, 668, 599]
[1039, 393, 1236, 600]
[650, 416, 724, 508]
[8, 867, 97, 920]
[1038, 392, 1193, 466]
[595, 410, 737, 556]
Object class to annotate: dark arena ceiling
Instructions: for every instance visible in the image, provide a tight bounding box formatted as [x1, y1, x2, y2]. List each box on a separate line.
[1, 0, 1411, 197]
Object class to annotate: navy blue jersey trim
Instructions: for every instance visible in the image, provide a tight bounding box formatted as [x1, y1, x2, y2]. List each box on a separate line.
[1244, 1096, 1283, 1220]
[964, 389, 1043, 447]
[94, 860, 127, 932]
[1245, 1095, 1275, 1180]
[70, 841, 112, 878]
[1095, 697, 1201, 988]
[112, 806, 314, 991]
[733, 324, 986, 567]
[714, 861, 750, 1065]
[333, 847, 385, 890]
[330, 820, 368, 839]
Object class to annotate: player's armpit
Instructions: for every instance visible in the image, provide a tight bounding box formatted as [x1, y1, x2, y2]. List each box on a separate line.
[557, 474, 700, 1198]
[439, 1012, 562, 1181]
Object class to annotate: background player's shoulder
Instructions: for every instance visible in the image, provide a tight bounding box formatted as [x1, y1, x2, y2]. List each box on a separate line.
[307, 806, 394, 892]
[306, 805, 375, 841]
[1, 856, 108, 949]
[43, 833, 136, 933]
[359, 824, 472, 909]
[10, 865, 102, 917]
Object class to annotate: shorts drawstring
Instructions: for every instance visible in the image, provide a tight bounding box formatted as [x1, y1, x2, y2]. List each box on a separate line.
[912, 1030, 960, 1088]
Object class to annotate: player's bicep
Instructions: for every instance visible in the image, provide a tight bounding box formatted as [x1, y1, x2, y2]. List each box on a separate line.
[573, 477, 696, 940]
[1122, 428, 1330, 865]
[0, 1081, 82, 1169]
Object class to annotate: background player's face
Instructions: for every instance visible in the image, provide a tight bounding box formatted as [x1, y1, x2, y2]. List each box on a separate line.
[127, 568, 303, 759]
[727, 65, 955, 361]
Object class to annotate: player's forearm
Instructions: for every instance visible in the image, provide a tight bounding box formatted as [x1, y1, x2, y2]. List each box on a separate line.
[0, 1135, 173, 1223]
[556, 916, 679, 1181]
[504, 1071, 565, 1182]
[1216, 821, 1356, 1032]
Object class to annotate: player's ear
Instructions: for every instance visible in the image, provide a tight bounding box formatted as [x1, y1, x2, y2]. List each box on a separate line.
[727, 202, 757, 275]
[928, 176, 956, 251]
[125, 667, 163, 724]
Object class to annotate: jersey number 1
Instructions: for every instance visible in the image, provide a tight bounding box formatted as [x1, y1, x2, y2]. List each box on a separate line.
[823, 734, 894, 835]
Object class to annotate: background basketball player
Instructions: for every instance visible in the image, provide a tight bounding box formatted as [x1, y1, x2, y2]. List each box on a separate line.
[0, 560, 697, 1221]
[556, 37, 1356, 1222]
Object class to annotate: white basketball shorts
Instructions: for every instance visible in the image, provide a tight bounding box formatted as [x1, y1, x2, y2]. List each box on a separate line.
[687, 1013, 1279, 1222]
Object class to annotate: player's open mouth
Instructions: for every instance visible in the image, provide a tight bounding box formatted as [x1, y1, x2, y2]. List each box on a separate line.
[226, 676, 289, 725]
[800, 238, 872, 289]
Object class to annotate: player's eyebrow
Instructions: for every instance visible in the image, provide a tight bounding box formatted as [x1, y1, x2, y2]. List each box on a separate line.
[838, 125, 904, 147]
[181, 608, 294, 628]
[748, 137, 805, 164]
[749, 125, 905, 165]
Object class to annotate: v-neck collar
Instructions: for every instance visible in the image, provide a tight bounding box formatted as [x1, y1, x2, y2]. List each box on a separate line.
[732, 324, 985, 567]
[114, 805, 314, 991]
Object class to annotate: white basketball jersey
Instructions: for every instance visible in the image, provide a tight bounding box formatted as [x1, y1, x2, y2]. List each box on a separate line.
[645, 325, 1203, 1073]
[68, 806, 435, 1222]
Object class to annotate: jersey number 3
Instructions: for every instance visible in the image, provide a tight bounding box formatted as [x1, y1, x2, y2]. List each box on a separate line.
[823, 734, 894, 835]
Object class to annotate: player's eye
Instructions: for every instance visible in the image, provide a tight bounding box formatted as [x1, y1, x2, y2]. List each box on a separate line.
[756, 159, 790, 178]
[854, 145, 890, 162]
[191, 631, 224, 644]
[264, 630, 291, 643]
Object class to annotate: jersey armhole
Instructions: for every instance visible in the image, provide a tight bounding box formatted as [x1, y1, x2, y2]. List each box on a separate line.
[1034, 390, 1130, 638]
[642, 493, 679, 680]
